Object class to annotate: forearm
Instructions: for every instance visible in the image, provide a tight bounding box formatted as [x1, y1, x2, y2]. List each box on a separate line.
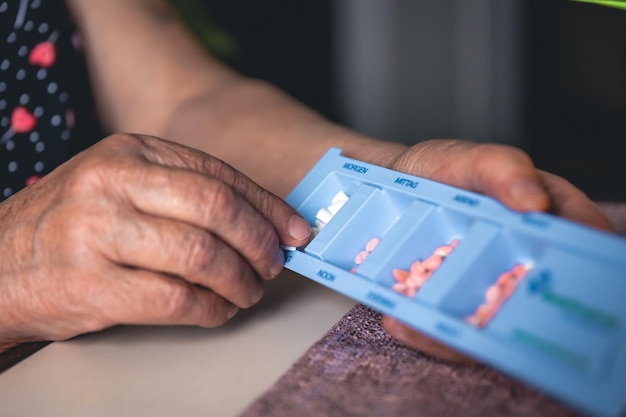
[64, 0, 237, 135]
[161, 78, 407, 196]
[64, 0, 407, 196]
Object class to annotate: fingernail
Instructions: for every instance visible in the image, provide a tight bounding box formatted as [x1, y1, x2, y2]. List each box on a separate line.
[288, 215, 311, 241]
[250, 285, 265, 304]
[269, 247, 285, 279]
[228, 305, 239, 319]
[509, 180, 546, 206]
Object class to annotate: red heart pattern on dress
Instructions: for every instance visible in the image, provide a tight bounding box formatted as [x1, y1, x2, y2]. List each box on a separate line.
[28, 41, 56, 68]
[1, 2, 85, 201]
[11, 106, 36, 133]
[25, 175, 42, 186]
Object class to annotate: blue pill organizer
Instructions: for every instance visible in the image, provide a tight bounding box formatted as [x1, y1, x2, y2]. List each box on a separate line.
[283, 148, 626, 417]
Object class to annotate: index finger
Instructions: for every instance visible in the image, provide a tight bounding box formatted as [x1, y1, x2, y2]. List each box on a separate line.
[137, 135, 311, 247]
[538, 170, 613, 231]
[391, 140, 613, 231]
[116, 163, 290, 279]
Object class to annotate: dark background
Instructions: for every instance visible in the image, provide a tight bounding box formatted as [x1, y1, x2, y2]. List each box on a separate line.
[175, 0, 625, 201]
[525, 1, 626, 201]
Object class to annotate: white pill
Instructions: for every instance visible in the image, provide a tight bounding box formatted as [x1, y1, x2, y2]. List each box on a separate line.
[327, 201, 345, 215]
[316, 207, 334, 224]
[331, 191, 349, 205]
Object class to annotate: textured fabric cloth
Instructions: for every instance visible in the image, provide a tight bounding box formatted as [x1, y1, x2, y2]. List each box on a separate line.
[241, 204, 626, 417]
[0, 0, 102, 201]
[242, 304, 584, 417]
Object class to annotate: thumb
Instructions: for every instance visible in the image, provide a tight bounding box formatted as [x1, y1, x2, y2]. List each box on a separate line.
[391, 140, 551, 212]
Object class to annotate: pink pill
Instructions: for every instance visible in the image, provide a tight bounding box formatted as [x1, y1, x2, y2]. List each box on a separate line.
[392, 269, 410, 283]
[434, 245, 454, 257]
[485, 285, 504, 305]
[407, 272, 427, 289]
[475, 303, 497, 325]
[354, 250, 370, 265]
[468, 304, 496, 327]
[496, 271, 515, 287]
[511, 264, 529, 279]
[410, 260, 426, 274]
[365, 237, 380, 252]
[392, 282, 412, 297]
[405, 286, 418, 297]
[433, 247, 449, 257]
[466, 315, 482, 326]
[422, 254, 443, 271]
[501, 281, 516, 298]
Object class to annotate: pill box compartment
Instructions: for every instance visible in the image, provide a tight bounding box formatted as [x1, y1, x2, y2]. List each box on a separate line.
[291, 171, 358, 223]
[355, 205, 470, 287]
[284, 148, 626, 417]
[297, 177, 477, 292]
[439, 229, 544, 323]
[299, 179, 415, 272]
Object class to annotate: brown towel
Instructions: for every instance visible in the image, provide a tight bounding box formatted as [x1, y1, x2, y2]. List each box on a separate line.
[241, 203, 626, 417]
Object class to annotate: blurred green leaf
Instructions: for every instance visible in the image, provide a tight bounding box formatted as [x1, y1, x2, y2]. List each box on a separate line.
[573, 0, 626, 10]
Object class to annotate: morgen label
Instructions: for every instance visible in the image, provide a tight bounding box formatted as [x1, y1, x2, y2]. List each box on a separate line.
[342, 162, 368, 174]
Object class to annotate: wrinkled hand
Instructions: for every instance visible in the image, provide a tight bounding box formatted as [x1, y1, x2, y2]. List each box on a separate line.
[0, 134, 311, 351]
[381, 139, 613, 363]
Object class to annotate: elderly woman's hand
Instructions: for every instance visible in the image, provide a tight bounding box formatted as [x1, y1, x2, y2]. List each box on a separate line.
[381, 139, 613, 363]
[0, 133, 311, 352]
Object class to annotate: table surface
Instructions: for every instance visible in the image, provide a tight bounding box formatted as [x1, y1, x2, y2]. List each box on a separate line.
[0, 271, 355, 417]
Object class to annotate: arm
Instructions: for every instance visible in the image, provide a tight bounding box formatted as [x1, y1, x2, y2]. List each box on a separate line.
[63, 0, 611, 228]
[64, 0, 405, 197]
[64, 0, 613, 362]
[0, 133, 311, 352]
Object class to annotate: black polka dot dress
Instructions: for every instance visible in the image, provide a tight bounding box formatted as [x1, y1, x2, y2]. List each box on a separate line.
[0, 0, 103, 201]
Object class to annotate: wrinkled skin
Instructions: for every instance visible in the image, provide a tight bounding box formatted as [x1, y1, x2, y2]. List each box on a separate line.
[55, 0, 616, 365]
[0, 136, 614, 361]
[0, 134, 311, 352]
[381, 139, 613, 363]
